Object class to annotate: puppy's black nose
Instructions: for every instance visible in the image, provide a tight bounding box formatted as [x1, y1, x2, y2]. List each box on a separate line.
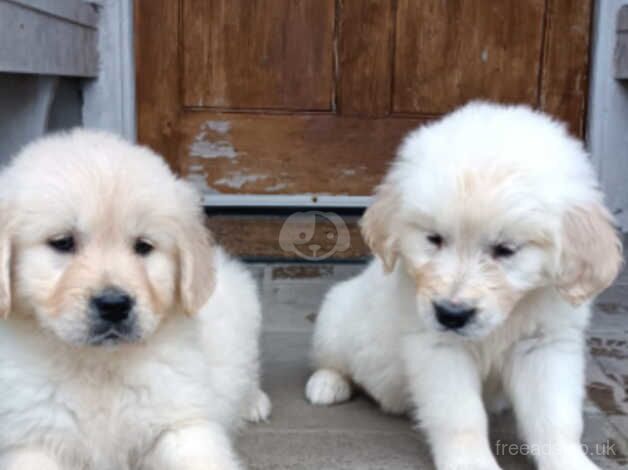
[433, 300, 476, 330]
[91, 287, 134, 323]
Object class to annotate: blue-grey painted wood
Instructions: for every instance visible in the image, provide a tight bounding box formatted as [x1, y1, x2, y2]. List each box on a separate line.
[616, 5, 628, 79]
[0, 75, 57, 164]
[82, 0, 136, 140]
[0, 0, 98, 77]
[618, 4, 628, 28]
[589, 0, 628, 232]
[0, 75, 83, 165]
[7, 0, 98, 27]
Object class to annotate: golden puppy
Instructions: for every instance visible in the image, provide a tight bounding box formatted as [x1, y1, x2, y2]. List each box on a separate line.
[0, 130, 270, 470]
[306, 102, 622, 470]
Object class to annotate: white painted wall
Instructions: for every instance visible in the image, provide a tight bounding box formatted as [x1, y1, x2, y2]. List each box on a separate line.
[588, 0, 628, 232]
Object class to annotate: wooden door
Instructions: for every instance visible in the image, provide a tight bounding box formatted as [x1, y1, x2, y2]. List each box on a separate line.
[135, 0, 592, 258]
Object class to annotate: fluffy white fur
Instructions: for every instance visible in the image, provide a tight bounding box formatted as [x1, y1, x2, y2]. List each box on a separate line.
[306, 102, 623, 470]
[0, 130, 270, 470]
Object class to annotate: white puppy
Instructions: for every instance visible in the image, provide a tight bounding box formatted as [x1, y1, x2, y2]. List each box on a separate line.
[306, 102, 622, 470]
[0, 130, 270, 470]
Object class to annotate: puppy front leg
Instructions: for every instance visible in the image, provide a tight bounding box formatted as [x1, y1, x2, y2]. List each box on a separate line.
[242, 386, 272, 423]
[405, 338, 502, 470]
[143, 423, 242, 470]
[0, 448, 61, 470]
[506, 338, 599, 470]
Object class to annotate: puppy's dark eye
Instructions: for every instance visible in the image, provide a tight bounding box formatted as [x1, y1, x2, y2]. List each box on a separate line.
[47, 235, 75, 254]
[427, 233, 443, 248]
[492, 243, 516, 259]
[134, 238, 154, 256]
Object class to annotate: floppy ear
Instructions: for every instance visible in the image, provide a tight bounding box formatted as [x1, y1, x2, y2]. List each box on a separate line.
[177, 211, 216, 316]
[0, 219, 10, 318]
[555, 204, 623, 305]
[360, 182, 401, 272]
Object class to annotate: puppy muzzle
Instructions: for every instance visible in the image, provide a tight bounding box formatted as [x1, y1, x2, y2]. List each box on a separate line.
[432, 299, 477, 330]
[88, 286, 140, 345]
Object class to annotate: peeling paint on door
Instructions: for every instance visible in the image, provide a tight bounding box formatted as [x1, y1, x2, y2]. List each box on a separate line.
[203, 120, 231, 134]
[189, 120, 238, 159]
[265, 182, 290, 192]
[189, 140, 238, 159]
[213, 171, 269, 189]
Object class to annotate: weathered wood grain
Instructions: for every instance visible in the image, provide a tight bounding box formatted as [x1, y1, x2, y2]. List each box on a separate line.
[134, 0, 180, 170]
[393, 0, 546, 114]
[539, 0, 593, 137]
[182, 0, 335, 110]
[337, 0, 394, 116]
[205, 214, 370, 260]
[180, 112, 426, 195]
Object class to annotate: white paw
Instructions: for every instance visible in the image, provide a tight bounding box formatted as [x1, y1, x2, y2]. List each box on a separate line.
[305, 369, 352, 406]
[244, 389, 272, 423]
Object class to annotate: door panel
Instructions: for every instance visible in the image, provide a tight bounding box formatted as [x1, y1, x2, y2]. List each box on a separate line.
[182, 0, 335, 110]
[393, 0, 546, 114]
[136, 0, 592, 200]
[181, 112, 424, 195]
[539, 0, 593, 129]
[337, 0, 395, 116]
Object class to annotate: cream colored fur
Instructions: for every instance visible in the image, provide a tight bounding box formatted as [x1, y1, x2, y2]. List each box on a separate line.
[306, 102, 623, 470]
[0, 130, 270, 470]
